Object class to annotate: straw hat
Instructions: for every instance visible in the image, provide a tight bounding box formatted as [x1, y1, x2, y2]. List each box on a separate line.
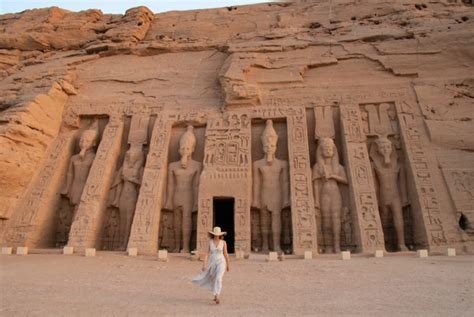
[208, 226, 227, 236]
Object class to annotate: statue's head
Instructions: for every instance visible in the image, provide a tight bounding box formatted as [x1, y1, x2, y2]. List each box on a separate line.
[375, 136, 393, 165]
[179, 125, 196, 168]
[316, 137, 339, 171]
[261, 120, 278, 162]
[79, 128, 98, 152]
[126, 144, 143, 164]
[319, 137, 335, 158]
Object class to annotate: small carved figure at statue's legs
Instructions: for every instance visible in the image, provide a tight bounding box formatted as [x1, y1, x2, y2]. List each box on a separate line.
[391, 200, 408, 251]
[281, 209, 292, 247]
[321, 215, 332, 253]
[118, 213, 128, 250]
[379, 206, 390, 231]
[251, 211, 260, 251]
[173, 207, 183, 252]
[181, 203, 193, 253]
[331, 196, 342, 253]
[321, 193, 332, 253]
[118, 182, 138, 250]
[56, 202, 71, 247]
[320, 188, 343, 253]
[331, 210, 341, 253]
[271, 210, 282, 252]
[379, 206, 392, 247]
[260, 207, 271, 252]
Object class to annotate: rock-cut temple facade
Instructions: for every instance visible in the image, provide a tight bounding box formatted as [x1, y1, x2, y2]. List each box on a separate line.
[1, 0, 473, 256]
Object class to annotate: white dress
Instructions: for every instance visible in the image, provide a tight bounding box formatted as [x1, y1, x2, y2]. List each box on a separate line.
[192, 240, 226, 296]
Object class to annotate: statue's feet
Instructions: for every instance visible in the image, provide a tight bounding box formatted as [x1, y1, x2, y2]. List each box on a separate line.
[171, 248, 180, 253]
[398, 244, 409, 252]
[181, 248, 190, 254]
[334, 247, 341, 253]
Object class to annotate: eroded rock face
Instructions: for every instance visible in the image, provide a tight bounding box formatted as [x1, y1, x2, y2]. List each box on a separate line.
[0, 0, 473, 254]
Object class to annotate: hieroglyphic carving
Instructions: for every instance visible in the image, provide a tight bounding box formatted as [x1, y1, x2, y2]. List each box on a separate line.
[167, 109, 208, 125]
[203, 113, 251, 171]
[396, 111, 448, 248]
[67, 118, 124, 249]
[442, 170, 474, 218]
[196, 112, 252, 255]
[72, 103, 163, 118]
[234, 197, 250, 250]
[289, 112, 318, 254]
[128, 117, 172, 254]
[311, 89, 410, 105]
[197, 198, 212, 251]
[5, 132, 75, 247]
[340, 105, 385, 253]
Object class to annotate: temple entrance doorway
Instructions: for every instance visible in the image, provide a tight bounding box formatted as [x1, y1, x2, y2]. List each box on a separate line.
[213, 197, 235, 253]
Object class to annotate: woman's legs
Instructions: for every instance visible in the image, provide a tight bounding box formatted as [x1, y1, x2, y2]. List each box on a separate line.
[213, 262, 226, 303]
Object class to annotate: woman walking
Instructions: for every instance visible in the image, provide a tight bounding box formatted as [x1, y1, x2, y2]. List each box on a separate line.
[192, 227, 230, 304]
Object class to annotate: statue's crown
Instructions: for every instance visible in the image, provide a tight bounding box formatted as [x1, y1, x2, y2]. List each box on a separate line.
[261, 119, 278, 143]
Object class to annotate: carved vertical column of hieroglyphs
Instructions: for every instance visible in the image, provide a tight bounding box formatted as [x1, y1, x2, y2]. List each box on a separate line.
[196, 116, 219, 255]
[196, 197, 212, 254]
[5, 132, 75, 247]
[67, 117, 124, 250]
[230, 113, 252, 254]
[395, 100, 459, 252]
[286, 107, 318, 255]
[128, 116, 172, 254]
[340, 104, 385, 252]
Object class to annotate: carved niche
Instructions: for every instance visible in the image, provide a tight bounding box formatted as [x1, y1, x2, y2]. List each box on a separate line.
[361, 102, 412, 251]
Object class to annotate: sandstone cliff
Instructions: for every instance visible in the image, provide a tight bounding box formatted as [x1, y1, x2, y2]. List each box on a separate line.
[0, 0, 473, 246]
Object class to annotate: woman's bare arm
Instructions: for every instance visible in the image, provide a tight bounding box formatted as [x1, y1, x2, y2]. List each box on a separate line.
[223, 241, 230, 272]
[202, 243, 210, 271]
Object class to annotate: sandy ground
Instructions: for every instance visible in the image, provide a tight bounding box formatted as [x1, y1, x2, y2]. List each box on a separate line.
[1, 251, 473, 316]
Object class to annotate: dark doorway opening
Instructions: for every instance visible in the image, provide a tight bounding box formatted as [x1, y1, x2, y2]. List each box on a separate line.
[213, 197, 235, 254]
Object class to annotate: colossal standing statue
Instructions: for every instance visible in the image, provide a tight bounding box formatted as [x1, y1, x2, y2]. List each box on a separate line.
[252, 120, 290, 252]
[370, 135, 408, 251]
[312, 137, 348, 253]
[57, 126, 98, 246]
[165, 125, 202, 253]
[61, 126, 98, 210]
[108, 143, 145, 249]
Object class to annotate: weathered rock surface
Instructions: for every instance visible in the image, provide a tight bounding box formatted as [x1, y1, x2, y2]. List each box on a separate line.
[0, 0, 473, 251]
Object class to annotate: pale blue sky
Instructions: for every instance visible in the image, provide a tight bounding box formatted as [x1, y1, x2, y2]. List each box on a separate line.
[0, 0, 278, 14]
